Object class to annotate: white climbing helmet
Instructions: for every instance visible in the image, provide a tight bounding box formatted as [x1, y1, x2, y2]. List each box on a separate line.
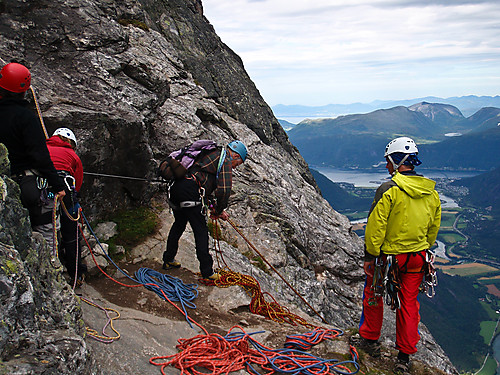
[53, 127, 77, 146]
[384, 136, 418, 157]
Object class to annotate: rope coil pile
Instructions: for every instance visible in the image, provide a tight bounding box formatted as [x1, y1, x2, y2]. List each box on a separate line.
[135, 267, 199, 327]
[212, 269, 317, 329]
[150, 326, 360, 375]
[68, 207, 359, 374]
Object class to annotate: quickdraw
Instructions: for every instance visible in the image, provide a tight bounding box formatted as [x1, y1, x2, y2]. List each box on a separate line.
[420, 250, 438, 298]
[384, 256, 401, 310]
[369, 257, 385, 306]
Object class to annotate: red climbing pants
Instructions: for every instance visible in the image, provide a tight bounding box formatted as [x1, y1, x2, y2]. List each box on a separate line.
[359, 251, 425, 355]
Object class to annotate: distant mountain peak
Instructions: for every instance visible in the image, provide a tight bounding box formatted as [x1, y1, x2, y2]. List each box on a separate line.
[408, 102, 464, 121]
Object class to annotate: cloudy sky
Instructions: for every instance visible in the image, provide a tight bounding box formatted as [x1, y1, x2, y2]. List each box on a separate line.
[203, 0, 500, 106]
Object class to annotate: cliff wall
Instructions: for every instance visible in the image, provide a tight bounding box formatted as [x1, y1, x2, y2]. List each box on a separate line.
[0, 0, 456, 373]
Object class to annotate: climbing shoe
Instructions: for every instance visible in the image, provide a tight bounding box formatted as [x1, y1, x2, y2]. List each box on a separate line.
[349, 334, 381, 358]
[70, 274, 85, 288]
[206, 272, 220, 281]
[162, 260, 181, 270]
[394, 358, 411, 374]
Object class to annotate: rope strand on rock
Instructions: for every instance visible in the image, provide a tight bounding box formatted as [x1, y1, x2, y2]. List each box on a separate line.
[79, 210, 205, 330]
[224, 218, 328, 325]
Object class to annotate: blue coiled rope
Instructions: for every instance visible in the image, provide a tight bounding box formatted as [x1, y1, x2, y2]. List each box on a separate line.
[135, 267, 199, 324]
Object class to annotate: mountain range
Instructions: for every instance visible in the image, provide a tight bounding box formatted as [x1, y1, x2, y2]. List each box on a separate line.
[287, 102, 500, 171]
[274, 95, 500, 120]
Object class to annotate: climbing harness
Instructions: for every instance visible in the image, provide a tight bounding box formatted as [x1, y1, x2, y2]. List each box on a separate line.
[370, 250, 437, 310]
[165, 146, 224, 214]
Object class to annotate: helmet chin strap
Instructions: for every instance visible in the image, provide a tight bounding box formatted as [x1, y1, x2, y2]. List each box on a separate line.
[387, 154, 409, 175]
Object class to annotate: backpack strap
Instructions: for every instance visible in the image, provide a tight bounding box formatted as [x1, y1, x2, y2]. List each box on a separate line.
[216, 148, 226, 180]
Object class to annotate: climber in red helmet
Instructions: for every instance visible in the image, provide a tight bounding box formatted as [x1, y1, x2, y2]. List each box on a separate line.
[0, 62, 66, 250]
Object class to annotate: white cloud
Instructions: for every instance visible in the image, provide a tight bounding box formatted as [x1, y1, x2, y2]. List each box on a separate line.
[203, 0, 500, 105]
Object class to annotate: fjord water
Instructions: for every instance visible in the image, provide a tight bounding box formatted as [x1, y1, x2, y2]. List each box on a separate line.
[314, 167, 481, 188]
[315, 167, 481, 209]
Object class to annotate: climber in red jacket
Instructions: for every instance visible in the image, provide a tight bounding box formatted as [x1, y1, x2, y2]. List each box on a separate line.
[46, 128, 85, 286]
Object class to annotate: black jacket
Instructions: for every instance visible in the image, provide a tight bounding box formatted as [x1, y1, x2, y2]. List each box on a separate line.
[0, 98, 65, 191]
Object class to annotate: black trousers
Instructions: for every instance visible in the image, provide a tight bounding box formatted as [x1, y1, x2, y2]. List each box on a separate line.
[163, 178, 213, 278]
[59, 192, 85, 280]
[18, 174, 52, 226]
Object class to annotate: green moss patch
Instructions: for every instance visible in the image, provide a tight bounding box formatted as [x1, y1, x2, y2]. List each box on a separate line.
[105, 207, 159, 251]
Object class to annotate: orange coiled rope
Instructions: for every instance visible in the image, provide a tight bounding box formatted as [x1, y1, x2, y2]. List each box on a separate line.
[213, 269, 316, 329]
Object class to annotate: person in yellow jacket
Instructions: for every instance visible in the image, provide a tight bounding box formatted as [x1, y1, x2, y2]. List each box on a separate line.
[357, 137, 441, 374]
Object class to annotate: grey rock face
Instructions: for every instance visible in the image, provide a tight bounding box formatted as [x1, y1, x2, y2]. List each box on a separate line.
[0, 145, 98, 374]
[0, 0, 457, 373]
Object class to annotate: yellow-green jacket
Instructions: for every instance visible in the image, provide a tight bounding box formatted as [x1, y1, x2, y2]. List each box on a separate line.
[364, 171, 441, 259]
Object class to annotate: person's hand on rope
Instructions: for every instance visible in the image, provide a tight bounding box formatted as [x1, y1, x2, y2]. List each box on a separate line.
[210, 209, 229, 221]
[56, 190, 66, 198]
[364, 260, 375, 277]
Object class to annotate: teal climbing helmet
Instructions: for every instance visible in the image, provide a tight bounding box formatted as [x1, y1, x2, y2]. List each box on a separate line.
[228, 140, 247, 162]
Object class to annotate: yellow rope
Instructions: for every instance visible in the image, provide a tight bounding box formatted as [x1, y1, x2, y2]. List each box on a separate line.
[80, 297, 121, 342]
[61, 201, 81, 222]
[49, 194, 61, 268]
[29, 86, 49, 139]
[213, 269, 317, 329]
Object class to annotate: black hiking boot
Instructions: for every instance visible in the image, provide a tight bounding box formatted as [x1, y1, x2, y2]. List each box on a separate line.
[349, 334, 381, 358]
[394, 358, 411, 374]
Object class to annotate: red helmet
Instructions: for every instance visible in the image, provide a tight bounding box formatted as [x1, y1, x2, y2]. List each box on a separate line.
[0, 63, 32, 93]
